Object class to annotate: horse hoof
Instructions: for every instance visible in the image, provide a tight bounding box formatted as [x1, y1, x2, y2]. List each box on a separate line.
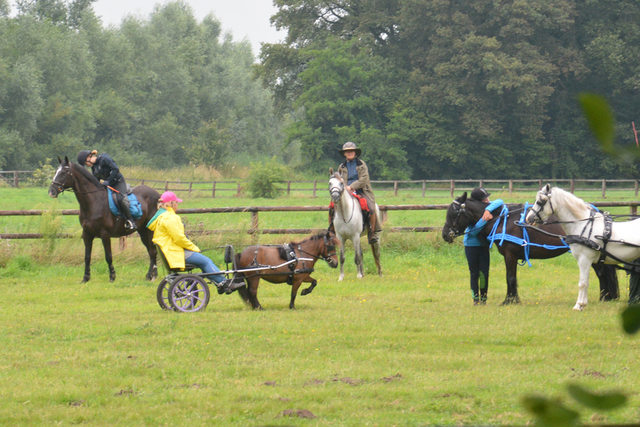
[338, 277, 344, 282]
[357, 274, 363, 279]
[573, 305, 585, 311]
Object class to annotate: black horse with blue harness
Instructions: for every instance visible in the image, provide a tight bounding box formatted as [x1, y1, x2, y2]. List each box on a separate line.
[442, 192, 619, 305]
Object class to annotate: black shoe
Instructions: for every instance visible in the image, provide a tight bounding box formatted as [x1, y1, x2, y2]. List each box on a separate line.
[224, 279, 247, 294]
[216, 279, 229, 294]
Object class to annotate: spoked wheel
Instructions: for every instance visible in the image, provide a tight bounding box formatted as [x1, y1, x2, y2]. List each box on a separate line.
[168, 274, 211, 313]
[156, 277, 173, 310]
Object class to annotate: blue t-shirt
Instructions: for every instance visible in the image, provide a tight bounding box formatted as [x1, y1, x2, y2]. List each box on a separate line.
[463, 199, 504, 247]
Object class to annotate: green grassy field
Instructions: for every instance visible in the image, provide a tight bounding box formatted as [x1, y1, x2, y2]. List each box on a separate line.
[1, 187, 640, 425]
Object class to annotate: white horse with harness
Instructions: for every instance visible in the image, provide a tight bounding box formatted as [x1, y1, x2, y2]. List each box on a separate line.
[329, 169, 382, 280]
[526, 184, 640, 311]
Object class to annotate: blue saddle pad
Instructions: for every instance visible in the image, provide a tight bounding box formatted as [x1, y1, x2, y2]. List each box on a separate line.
[107, 188, 143, 219]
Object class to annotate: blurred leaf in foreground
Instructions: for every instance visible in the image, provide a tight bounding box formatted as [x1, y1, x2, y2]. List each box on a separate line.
[578, 92, 616, 155]
[521, 395, 580, 427]
[567, 383, 627, 410]
[621, 304, 640, 334]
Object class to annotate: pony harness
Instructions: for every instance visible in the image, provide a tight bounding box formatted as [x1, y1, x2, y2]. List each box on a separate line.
[107, 188, 143, 219]
[487, 203, 569, 267]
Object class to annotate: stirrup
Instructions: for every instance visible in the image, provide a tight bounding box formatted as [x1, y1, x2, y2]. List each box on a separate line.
[125, 220, 137, 230]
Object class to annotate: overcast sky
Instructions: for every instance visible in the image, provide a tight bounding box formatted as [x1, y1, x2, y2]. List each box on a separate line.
[11, 0, 285, 56]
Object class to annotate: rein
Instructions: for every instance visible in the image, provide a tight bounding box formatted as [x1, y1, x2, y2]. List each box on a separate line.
[330, 183, 356, 224]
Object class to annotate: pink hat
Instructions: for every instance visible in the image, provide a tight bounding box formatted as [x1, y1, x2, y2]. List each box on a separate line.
[159, 191, 182, 203]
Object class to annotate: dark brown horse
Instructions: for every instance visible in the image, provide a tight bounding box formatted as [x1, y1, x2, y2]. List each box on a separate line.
[235, 230, 340, 310]
[442, 192, 619, 304]
[48, 156, 161, 283]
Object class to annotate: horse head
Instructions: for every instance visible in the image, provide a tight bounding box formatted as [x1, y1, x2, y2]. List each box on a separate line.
[329, 169, 345, 204]
[49, 156, 75, 198]
[442, 192, 470, 242]
[321, 229, 340, 268]
[525, 184, 553, 225]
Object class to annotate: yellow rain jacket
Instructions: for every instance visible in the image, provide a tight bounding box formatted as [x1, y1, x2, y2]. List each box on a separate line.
[147, 207, 199, 270]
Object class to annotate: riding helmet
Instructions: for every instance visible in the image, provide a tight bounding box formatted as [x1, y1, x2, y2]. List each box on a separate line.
[338, 142, 362, 157]
[470, 187, 491, 201]
[77, 150, 92, 165]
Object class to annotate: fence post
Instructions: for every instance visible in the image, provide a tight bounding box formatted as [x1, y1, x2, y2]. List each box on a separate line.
[313, 181, 317, 198]
[602, 179, 606, 198]
[479, 179, 483, 189]
[237, 182, 242, 197]
[165, 181, 169, 191]
[570, 179, 575, 194]
[450, 180, 455, 198]
[539, 179, 542, 190]
[287, 181, 291, 196]
[394, 181, 398, 196]
[141, 179, 145, 185]
[636, 180, 639, 198]
[422, 180, 426, 198]
[14, 171, 18, 188]
[188, 182, 193, 197]
[632, 204, 638, 217]
[250, 211, 259, 244]
[212, 182, 216, 198]
[509, 180, 513, 195]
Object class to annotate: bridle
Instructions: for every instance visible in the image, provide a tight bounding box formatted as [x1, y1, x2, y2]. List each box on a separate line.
[529, 188, 554, 224]
[447, 199, 467, 238]
[298, 233, 338, 264]
[50, 165, 71, 195]
[329, 178, 355, 224]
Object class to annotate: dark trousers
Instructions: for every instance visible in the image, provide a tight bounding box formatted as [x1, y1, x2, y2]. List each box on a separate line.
[465, 245, 490, 302]
[630, 262, 640, 305]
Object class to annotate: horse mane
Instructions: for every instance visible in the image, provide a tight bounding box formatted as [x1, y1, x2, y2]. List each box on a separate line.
[552, 187, 590, 218]
[72, 162, 102, 187]
[290, 229, 330, 246]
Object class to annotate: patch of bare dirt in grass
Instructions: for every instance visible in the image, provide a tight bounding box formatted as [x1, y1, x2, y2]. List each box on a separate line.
[278, 409, 316, 419]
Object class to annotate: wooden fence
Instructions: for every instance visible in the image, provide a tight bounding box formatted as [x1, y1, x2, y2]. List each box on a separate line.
[2, 201, 639, 240]
[2, 170, 640, 198]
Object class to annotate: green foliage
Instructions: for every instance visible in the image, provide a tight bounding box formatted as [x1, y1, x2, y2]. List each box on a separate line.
[0, 1, 283, 170]
[186, 120, 231, 167]
[245, 157, 289, 198]
[261, 0, 640, 179]
[28, 157, 56, 187]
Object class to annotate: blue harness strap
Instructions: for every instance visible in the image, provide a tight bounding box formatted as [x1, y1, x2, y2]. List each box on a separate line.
[486, 203, 570, 267]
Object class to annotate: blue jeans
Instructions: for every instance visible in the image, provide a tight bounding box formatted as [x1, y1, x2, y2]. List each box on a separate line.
[185, 252, 225, 284]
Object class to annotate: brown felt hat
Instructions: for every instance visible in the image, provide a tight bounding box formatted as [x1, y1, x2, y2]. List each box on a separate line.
[338, 142, 362, 157]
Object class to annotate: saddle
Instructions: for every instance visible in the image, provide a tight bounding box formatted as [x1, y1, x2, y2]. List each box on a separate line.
[107, 187, 143, 219]
[328, 192, 369, 212]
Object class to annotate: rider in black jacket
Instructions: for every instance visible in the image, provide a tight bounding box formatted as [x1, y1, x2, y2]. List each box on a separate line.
[77, 150, 137, 231]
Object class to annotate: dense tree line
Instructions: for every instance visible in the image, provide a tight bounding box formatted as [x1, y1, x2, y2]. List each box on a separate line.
[0, 0, 283, 170]
[257, 0, 640, 179]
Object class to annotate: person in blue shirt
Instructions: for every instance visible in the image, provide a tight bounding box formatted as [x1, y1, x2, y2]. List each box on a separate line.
[464, 187, 504, 305]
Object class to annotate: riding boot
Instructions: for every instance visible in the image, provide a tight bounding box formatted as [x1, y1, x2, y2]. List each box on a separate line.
[368, 211, 379, 244]
[118, 196, 137, 231]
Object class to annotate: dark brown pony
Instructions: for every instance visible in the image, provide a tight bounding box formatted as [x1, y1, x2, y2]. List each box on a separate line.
[442, 192, 619, 304]
[235, 230, 340, 310]
[48, 156, 161, 283]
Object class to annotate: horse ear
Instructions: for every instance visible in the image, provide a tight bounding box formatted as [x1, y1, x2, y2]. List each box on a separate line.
[58, 156, 62, 164]
[545, 183, 551, 192]
[460, 192, 467, 202]
[329, 167, 334, 175]
[65, 156, 69, 164]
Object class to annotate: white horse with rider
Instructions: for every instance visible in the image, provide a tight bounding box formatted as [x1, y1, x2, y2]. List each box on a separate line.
[328, 142, 382, 280]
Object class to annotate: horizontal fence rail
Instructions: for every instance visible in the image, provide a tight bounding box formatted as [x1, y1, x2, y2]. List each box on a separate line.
[3, 170, 640, 198]
[2, 202, 639, 240]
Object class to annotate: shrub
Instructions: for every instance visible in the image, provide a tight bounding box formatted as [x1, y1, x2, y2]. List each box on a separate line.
[29, 158, 57, 187]
[245, 157, 289, 199]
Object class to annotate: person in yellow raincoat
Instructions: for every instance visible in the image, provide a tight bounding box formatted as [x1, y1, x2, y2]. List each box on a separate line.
[147, 191, 243, 293]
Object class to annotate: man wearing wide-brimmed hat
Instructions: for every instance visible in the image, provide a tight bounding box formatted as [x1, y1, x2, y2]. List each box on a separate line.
[334, 141, 381, 244]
